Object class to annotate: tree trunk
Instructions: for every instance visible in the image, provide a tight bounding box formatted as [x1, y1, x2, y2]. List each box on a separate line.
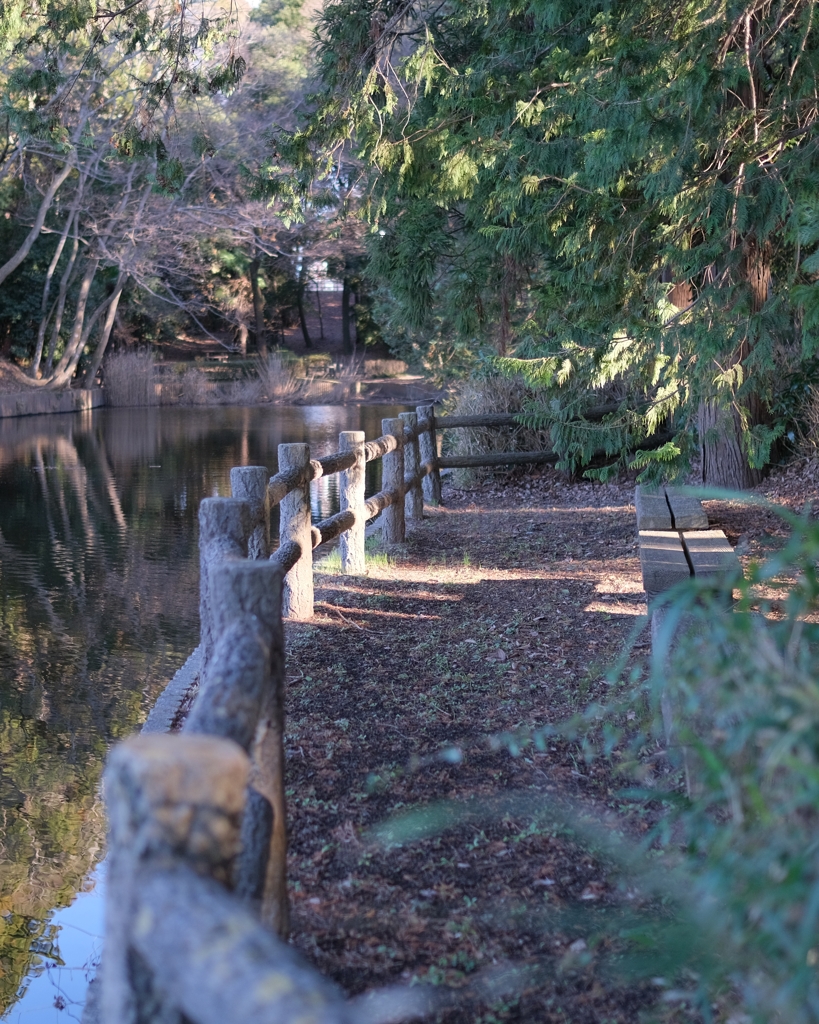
[699, 236, 771, 488]
[30, 202, 83, 378]
[271, 273, 279, 346]
[44, 229, 81, 376]
[743, 236, 771, 314]
[341, 277, 352, 355]
[238, 322, 248, 357]
[82, 275, 126, 388]
[0, 155, 75, 289]
[698, 400, 762, 489]
[48, 258, 99, 386]
[296, 262, 312, 349]
[249, 254, 267, 359]
[315, 283, 324, 340]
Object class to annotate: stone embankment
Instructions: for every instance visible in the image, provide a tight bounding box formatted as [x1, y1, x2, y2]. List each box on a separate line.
[0, 387, 105, 419]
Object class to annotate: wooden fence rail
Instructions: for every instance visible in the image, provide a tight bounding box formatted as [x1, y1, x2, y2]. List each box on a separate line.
[231, 402, 553, 621]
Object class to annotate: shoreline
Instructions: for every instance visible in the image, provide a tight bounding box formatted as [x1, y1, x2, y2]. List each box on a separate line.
[0, 387, 106, 419]
[0, 379, 445, 421]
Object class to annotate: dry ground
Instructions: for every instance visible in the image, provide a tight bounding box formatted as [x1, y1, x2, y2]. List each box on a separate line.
[279, 466, 817, 1023]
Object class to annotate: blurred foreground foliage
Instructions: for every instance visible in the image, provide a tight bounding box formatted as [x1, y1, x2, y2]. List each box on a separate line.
[375, 497, 819, 1022]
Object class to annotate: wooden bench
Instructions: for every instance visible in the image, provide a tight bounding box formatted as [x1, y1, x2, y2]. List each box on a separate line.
[634, 485, 709, 531]
[635, 486, 741, 603]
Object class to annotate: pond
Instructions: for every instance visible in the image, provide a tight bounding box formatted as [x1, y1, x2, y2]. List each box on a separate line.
[0, 402, 407, 1023]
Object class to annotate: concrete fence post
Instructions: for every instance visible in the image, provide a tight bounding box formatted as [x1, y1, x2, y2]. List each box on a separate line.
[198, 497, 249, 674]
[417, 404, 441, 506]
[101, 733, 249, 1024]
[278, 443, 313, 619]
[183, 558, 289, 937]
[381, 417, 405, 545]
[400, 411, 423, 520]
[230, 466, 270, 559]
[339, 430, 366, 574]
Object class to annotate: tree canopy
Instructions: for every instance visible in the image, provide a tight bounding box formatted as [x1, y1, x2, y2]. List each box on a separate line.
[287, 0, 819, 485]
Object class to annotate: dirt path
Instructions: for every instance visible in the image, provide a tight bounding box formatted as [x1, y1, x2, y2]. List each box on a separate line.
[284, 472, 658, 1022]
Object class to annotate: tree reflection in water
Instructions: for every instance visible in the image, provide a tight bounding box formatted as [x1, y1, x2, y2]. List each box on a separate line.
[0, 403, 399, 1016]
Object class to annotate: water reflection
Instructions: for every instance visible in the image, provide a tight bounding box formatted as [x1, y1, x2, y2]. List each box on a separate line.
[0, 403, 404, 1019]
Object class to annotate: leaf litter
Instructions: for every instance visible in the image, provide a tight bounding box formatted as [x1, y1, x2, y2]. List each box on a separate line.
[179, 463, 812, 1022]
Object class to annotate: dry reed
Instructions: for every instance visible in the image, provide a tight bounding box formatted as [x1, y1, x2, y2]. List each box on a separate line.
[256, 354, 305, 403]
[217, 378, 264, 405]
[176, 368, 213, 406]
[104, 350, 159, 408]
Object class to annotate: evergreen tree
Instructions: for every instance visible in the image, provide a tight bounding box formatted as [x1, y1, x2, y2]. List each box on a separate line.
[294, 0, 819, 485]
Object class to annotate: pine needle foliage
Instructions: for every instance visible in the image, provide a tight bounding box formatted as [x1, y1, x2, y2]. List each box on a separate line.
[0, 1, 243, 165]
[285, 0, 819, 483]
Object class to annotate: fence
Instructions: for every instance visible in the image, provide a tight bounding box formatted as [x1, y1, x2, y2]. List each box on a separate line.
[97, 404, 553, 1024]
[249, 403, 558, 620]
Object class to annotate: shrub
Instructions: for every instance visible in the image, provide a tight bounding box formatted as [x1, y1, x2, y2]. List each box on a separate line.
[103, 350, 158, 407]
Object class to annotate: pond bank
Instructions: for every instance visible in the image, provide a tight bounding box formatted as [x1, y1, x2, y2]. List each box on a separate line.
[0, 386, 105, 419]
[0, 377, 444, 419]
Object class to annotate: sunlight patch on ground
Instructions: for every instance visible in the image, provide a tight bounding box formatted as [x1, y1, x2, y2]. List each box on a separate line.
[583, 601, 647, 616]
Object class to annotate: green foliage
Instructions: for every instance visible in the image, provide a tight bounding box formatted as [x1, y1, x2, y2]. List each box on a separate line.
[291, 0, 819, 479]
[250, 0, 306, 30]
[602, 501, 819, 1020]
[0, 1, 243, 151]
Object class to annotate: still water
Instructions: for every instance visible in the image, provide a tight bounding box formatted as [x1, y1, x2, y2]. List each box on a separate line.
[0, 403, 405, 1022]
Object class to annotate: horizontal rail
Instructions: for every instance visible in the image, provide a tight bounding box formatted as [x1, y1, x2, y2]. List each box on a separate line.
[266, 405, 628, 509]
[270, 539, 302, 574]
[435, 412, 522, 429]
[311, 508, 356, 549]
[364, 434, 399, 462]
[438, 451, 559, 469]
[134, 866, 347, 1024]
[365, 488, 398, 519]
[268, 466, 307, 507]
[317, 449, 357, 477]
[268, 452, 358, 507]
[435, 402, 640, 431]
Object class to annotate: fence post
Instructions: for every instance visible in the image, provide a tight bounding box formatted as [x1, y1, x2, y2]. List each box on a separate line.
[278, 443, 313, 619]
[230, 466, 270, 559]
[198, 497, 249, 674]
[212, 559, 289, 936]
[339, 430, 366, 574]
[101, 733, 249, 1024]
[185, 559, 289, 937]
[381, 417, 405, 544]
[400, 411, 423, 520]
[417, 403, 441, 506]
